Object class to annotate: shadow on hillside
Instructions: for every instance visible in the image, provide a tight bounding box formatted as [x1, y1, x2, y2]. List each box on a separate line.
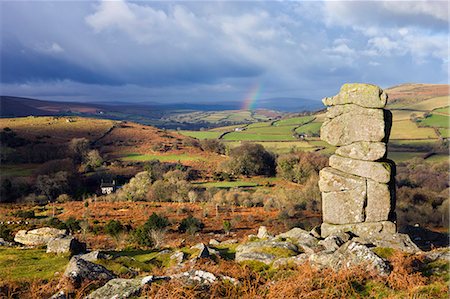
[399, 225, 449, 251]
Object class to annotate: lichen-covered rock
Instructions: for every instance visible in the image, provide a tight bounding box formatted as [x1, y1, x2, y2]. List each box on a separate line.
[78, 251, 109, 262]
[63, 256, 115, 288]
[170, 251, 185, 265]
[321, 221, 396, 238]
[322, 83, 387, 108]
[322, 186, 366, 224]
[235, 241, 298, 264]
[335, 142, 386, 161]
[46, 236, 86, 255]
[359, 233, 421, 254]
[318, 232, 351, 253]
[329, 155, 392, 183]
[319, 167, 365, 192]
[366, 180, 393, 222]
[276, 227, 320, 253]
[85, 278, 142, 299]
[309, 241, 391, 275]
[257, 226, 270, 239]
[14, 227, 67, 246]
[321, 105, 386, 146]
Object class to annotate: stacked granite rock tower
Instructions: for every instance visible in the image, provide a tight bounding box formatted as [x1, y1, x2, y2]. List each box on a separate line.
[319, 83, 396, 238]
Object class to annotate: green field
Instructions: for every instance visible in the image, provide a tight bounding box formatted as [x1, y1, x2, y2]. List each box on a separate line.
[224, 140, 316, 154]
[246, 121, 273, 128]
[434, 106, 450, 115]
[387, 151, 427, 163]
[390, 120, 438, 139]
[0, 248, 69, 281]
[245, 125, 296, 135]
[195, 181, 259, 188]
[178, 130, 222, 139]
[122, 153, 206, 162]
[272, 116, 314, 126]
[438, 128, 450, 138]
[418, 114, 449, 128]
[222, 132, 296, 141]
[295, 122, 322, 136]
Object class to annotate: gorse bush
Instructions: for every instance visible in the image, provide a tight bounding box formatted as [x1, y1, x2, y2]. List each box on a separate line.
[276, 152, 327, 184]
[133, 213, 170, 248]
[105, 220, 124, 239]
[178, 216, 204, 235]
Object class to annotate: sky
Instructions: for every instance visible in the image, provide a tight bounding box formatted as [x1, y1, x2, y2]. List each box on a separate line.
[1, 0, 448, 104]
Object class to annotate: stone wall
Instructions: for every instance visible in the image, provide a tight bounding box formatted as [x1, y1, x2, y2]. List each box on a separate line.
[319, 83, 396, 238]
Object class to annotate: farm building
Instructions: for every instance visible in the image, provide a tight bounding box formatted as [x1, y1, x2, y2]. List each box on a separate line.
[100, 180, 116, 194]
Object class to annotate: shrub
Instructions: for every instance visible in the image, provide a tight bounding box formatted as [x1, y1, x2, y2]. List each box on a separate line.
[133, 213, 170, 248]
[47, 217, 67, 230]
[0, 224, 13, 242]
[223, 220, 232, 235]
[13, 209, 35, 219]
[178, 216, 204, 235]
[223, 143, 276, 177]
[276, 152, 327, 184]
[65, 217, 81, 234]
[105, 220, 124, 240]
[200, 139, 226, 154]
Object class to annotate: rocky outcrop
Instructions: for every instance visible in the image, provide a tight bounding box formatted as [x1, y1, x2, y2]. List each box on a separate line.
[319, 83, 396, 238]
[63, 256, 115, 288]
[46, 236, 86, 255]
[235, 240, 298, 264]
[14, 227, 67, 246]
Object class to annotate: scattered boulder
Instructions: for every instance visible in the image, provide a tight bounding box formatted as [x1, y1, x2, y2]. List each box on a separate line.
[170, 251, 185, 265]
[46, 236, 86, 255]
[14, 227, 66, 246]
[78, 251, 109, 262]
[318, 232, 351, 253]
[356, 233, 421, 254]
[0, 237, 13, 247]
[209, 239, 220, 246]
[257, 226, 270, 239]
[221, 239, 238, 244]
[277, 227, 320, 253]
[173, 270, 217, 285]
[63, 256, 115, 288]
[309, 241, 391, 276]
[236, 240, 298, 264]
[85, 278, 142, 299]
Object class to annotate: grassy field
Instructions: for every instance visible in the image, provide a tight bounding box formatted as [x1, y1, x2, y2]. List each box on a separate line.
[387, 151, 428, 163]
[438, 128, 450, 138]
[0, 248, 69, 281]
[272, 116, 314, 126]
[122, 153, 207, 162]
[404, 96, 450, 111]
[418, 114, 449, 128]
[295, 122, 322, 135]
[434, 106, 450, 115]
[222, 132, 296, 141]
[178, 130, 222, 139]
[246, 121, 273, 128]
[245, 125, 296, 135]
[390, 120, 438, 139]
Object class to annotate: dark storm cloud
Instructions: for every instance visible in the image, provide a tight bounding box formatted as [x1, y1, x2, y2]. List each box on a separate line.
[0, 1, 448, 103]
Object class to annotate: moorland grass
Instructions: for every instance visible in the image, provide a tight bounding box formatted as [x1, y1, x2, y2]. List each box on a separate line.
[294, 122, 322, 135]
[0, 248, 69, 281]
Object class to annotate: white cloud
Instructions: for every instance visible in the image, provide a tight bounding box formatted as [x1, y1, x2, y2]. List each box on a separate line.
[33, 42, 64, 54]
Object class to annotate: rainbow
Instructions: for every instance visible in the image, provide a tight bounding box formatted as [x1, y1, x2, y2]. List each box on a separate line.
[241, 82, 262, 110]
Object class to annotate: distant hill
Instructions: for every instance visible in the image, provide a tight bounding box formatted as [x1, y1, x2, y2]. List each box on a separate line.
[386, 83, 449, 107]
[0, 96, 101, 117]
